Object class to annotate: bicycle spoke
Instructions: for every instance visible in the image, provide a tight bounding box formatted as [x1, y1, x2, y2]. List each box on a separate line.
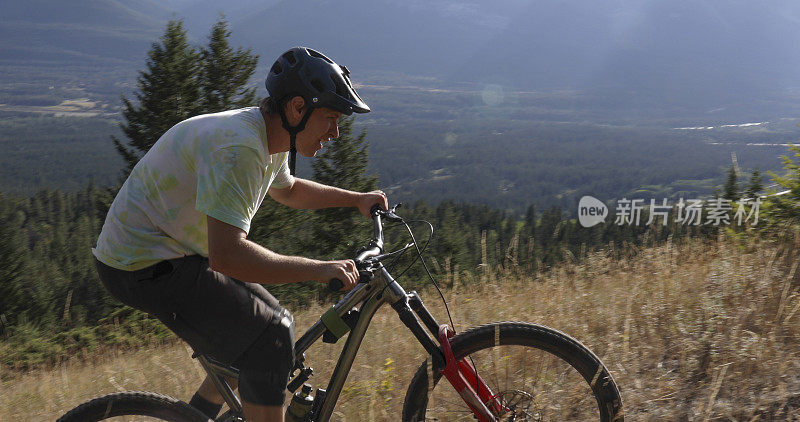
[421, 342, 602, 421]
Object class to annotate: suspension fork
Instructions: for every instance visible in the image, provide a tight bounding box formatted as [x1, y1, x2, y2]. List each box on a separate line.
[398, 291, 502, 422]
[438, 325, 505, 421]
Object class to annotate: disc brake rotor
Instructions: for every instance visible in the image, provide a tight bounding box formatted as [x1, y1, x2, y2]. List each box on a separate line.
[495, 389, 541, 421]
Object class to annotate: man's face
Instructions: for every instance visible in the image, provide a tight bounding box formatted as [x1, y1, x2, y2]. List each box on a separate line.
[296, 107, 342, 157]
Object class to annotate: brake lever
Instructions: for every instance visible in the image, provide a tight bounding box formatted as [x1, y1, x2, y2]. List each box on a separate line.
[384, 203, 403, 222]
[369, 203, 403, 222]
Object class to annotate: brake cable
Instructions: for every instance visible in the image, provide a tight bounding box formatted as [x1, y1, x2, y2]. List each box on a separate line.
[377, 211, 484, 402]
[399, 216, 486, 399]
[381, 220, 431, 275]
[367, 210, 458, 336]
[382, 215, 457, 335]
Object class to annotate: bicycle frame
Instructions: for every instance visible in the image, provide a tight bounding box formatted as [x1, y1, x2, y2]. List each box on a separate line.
[199, 209, 498, 422]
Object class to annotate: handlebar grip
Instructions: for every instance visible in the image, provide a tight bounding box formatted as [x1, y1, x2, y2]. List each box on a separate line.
[328, 278, 344, 292]
[370, 204, 385, 216]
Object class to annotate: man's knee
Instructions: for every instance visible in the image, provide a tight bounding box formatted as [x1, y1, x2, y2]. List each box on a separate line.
[236, 309, 295, 406]
[239, 371, 291, 406]
[241, 401, 286, 422]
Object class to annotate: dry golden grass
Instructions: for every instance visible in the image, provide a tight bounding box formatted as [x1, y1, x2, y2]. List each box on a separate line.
[2, 234, 800, 421]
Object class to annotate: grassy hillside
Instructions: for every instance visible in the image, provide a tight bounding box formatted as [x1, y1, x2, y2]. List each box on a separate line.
[3, 233, 799, 420]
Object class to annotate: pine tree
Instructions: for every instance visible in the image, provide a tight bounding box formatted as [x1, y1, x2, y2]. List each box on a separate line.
[723, 165, 739, 201]
[113, 20, 202, 176]
[745, 168, 763, 200]
[537, 206, 563, 266]
[309, 117, 378, 257]
[199, 16, 259, 113]
[519, 204, 538, 270]
[0, 196, 30, 326]
[764, 145, 800, 227]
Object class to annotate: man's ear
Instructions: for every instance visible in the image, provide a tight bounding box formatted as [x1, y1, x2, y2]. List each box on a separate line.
[286, 96, 307, 122]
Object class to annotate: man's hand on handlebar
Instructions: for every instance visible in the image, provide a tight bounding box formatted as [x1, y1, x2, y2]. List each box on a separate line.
[318, 259, 359, 291]
[356, 190, 388, 218]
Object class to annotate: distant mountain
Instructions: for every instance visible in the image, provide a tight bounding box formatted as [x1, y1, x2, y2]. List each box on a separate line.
[177, 0, 281, 35]
[0, 0, 170, 64]
[4, 0, 800, 113]
[0, 0, 170, 28]
[229, 0, 800, 108]
[231, 0, 524, 78]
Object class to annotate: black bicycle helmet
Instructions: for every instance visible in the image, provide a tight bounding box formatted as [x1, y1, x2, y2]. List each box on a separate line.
[265, 47, 370, 174]
[267, 47, 370, 115]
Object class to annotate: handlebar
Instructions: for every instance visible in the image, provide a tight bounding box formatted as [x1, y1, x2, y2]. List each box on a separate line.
[327, 204, 402, 292]
[328, 278, 345, 292]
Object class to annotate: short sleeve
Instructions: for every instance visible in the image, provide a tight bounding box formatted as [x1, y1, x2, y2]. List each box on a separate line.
[269, 152, 295, 189]
[196, 146, 265, 233]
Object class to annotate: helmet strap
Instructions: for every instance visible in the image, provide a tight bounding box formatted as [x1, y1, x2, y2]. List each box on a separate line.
[278, 106, 314, 176]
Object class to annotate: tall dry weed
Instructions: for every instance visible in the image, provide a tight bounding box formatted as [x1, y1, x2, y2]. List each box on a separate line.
[2, 235, 799, 420]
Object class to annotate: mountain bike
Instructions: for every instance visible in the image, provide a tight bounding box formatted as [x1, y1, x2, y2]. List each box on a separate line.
[59, 205, 623, 421]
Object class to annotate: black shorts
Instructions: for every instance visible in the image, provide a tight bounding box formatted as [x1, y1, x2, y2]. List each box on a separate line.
[95, 255, 295, 405]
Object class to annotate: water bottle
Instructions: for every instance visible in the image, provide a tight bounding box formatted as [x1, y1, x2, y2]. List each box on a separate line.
[285, 383, 314, 422]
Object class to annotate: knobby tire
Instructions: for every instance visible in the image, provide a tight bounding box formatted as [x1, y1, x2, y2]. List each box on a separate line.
[57, 391, 211, 422]
[402, 321, 623, 421]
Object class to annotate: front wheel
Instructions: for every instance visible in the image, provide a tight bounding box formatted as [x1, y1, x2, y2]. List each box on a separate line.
[402, 322, 623, 421]
[57, 391, 211, 421]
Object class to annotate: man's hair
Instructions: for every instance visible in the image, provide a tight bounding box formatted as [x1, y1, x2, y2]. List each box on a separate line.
[258, 97, 282, 115]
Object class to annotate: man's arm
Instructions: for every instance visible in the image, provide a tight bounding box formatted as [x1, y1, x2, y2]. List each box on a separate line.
[269, 178, 388, 217]
[206, 215, 359, 287]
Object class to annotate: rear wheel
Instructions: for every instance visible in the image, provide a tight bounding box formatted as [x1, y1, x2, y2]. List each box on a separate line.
[57, 391, 211, 422]
[402, 322, 623, 421]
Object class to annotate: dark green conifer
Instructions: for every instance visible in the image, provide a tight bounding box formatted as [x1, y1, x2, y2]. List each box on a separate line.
[199, 16, 259, 113]
[745, 168, 763, 200]
[723, 165, 739, 201]
[765, 145, 800, 226]
[0, 196, 30, 326]
[113, 20, 202, 177]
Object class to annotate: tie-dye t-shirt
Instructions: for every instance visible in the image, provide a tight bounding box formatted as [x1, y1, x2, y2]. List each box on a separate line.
[93, 107, 294, 271]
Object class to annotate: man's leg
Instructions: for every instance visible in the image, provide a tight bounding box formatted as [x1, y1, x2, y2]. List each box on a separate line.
[190, 375, 239, 418]
[191, 376, 286, 422]
[99, 256, 294, 421]
[242, 402, 285, 422]
[189, 375, 290, 422]
[235, 309, 295, 422]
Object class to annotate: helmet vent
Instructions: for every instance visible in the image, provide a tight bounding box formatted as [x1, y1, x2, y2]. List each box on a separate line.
[342, 73, 354, 89]
[310, 79, 326, 93]
[282, 51, 297, 65]
[330, 75, 347, 97]
[271, 62, 283, 75]
[308, 48, 334, 64]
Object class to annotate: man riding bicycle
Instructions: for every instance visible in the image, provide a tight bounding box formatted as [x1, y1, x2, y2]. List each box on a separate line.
[93, 47, 387, 422]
